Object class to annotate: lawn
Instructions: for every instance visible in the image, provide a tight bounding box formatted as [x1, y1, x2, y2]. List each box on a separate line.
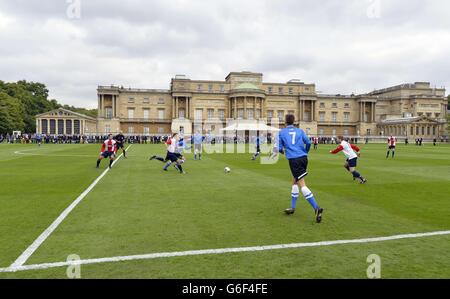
[0, 141, 449, 278]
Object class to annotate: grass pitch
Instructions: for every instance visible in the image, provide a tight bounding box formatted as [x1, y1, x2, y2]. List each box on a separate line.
[0, 142, 449, 278]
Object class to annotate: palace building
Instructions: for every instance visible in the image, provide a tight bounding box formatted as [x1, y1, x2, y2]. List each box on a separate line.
[36, 71, 448, 138]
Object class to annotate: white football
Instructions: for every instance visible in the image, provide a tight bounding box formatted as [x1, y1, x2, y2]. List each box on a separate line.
[224, 167, 231, 173]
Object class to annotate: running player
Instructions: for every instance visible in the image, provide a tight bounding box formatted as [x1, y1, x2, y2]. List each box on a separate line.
[330, 136, 366, 183]
[251, 134, 262, 160]
[193, 131, 203, 160]
[96, 134, 118, 169]
[277, 114, 324, 222]
[269, 133, 279, 160]
[386, 135, 396, 158]
[114, 131, 127, 158]
[150, 133, 185, 173]
[313, 137, 318, 150]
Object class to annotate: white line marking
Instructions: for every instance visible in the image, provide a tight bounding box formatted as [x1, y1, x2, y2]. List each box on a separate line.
[2, 229, 449, 273]
[9, 145, 132, 269]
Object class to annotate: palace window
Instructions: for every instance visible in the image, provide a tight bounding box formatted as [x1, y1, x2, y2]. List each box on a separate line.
[218, 109, 225, 120]
[74, 120, 80, 135]
[195, 109, 203, 120]
[435, 113, 440, 118]
[128, 97, 135, 103]
[319, 128, 324, 135]
[344, 112, 350, 121]
[332, 129, 336, 136]
[179, 108, 186, 119]
[267, 110, 273, 120]
[268, 87, 273, 94]
[332, 103, 338, 108]
[158, 109, 165, 120]
[144, 127, 150, 135]
[278, 87, 283, 94]
[207, 109, 214, 120]
[158, 98, 165, 104]
[158, 127, 164, 134]
[332, 112, 337, 122]
[58, 120, 64, 135]
[65, 120, 72, 135]
[248, 110, 254, 119]
[208, 84, 213, 92]
[143, 97, 150, 104]
[344, 129, 349, 135]
[128, 108, 135, 119]
[197, 84, 202, 91]
[344, 103, 350, 108]
[288, 87, 293, 95]
[277, 110, 284, 122]
[143, 108, 150, 119]
[319, 112, 325, 122]
[105, 107, 113, 119]
[220, 85, 225, 92]
[238, 109, 244, 119]
[105, 124, 111, 133]
[319, 102, 325, 108]
[256, 109, 261, 119]
[128, 126, 134, 134]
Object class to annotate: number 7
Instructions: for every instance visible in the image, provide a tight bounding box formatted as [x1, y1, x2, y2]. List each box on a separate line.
[289, 132, 296, 144]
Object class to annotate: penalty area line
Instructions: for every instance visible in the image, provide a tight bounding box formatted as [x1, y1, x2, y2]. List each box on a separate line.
[8, 145, 132, 269]
[2, 229, 449, 273]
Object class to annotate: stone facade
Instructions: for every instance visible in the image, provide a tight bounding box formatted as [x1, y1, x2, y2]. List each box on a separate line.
[93, 71, 447, 138]
[35, 108, 97, 135]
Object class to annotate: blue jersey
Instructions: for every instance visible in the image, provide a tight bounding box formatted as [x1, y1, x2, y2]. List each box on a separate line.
[193, 134, 203, 144]
[278, 126, 311, 159]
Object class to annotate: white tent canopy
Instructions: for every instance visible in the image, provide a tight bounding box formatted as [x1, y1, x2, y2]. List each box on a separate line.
[221, 120, 280, 132]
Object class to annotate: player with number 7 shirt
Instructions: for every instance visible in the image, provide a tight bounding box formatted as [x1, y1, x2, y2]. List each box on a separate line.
[276, 114, 324, 223]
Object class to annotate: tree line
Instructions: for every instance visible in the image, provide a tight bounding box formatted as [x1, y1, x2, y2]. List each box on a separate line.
[0, 80, 97, 134]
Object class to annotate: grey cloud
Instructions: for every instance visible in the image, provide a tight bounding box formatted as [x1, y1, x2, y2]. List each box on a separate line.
[0, 0, 448, 108]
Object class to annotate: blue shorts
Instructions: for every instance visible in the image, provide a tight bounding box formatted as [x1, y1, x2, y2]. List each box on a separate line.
[347, 157, 357, 168]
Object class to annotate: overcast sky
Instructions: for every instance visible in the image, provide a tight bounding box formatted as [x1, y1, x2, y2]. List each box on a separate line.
[0, 0, 449, 108]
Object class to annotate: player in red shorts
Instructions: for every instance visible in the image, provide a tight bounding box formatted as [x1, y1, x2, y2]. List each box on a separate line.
[96, 134, 118, 169]
[386, 135, 396, 158]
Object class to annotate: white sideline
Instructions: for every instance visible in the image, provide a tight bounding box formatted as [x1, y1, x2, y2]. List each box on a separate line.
[9, 145, 132, 269]
[2, 229, 449, 273]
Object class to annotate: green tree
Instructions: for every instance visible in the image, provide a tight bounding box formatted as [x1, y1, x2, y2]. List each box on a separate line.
[0, 92, 25, 133]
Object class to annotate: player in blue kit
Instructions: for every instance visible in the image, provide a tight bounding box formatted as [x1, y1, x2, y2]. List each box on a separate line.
[193, 131, 203, 160]
[251, 134, 262, 160]
[277, 114, 324, 223]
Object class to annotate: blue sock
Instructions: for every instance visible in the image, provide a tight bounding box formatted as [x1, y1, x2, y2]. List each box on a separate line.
[352, 171, 361, 178]
[163, 162, 171, 170]
[301, 186, 319, 211]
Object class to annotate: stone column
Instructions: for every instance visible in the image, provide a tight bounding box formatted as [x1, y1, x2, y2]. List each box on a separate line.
[244, 96, 247, 119]
[253, 97, 256, 119]
[71, 120, 74, 135]
[172, 97, 175, 118]
[311, 101, 315, 121]
[234, 98, 237, 119]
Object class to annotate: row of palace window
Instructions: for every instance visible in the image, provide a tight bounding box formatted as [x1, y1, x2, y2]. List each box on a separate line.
[41, 119, 81, 135]
[319, 102, 351, 109]
[383, 126, 437, 136]
[318, 111, 352, 122]
[104, 125, 166, 135]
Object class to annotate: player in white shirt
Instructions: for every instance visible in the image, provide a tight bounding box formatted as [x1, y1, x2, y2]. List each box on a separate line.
[150, 133, 185, 173]
[330, 136, 366, 183]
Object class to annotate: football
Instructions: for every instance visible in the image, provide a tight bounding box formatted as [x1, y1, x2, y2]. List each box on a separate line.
[224, 167, 231, 173]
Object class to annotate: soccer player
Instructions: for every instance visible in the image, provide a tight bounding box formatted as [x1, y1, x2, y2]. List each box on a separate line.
[114, 131, 127, 158]
[313, 137, 318, 150]
[150, 133, 185, 174]
[277, 114, 324, 222]
[330, 136, 366, 183]
[96, 134, 117, 169]
[269, 133, 279, 160]
[251, 134, 262, 160]
[386, 135, 396, 158]
[35, 133, 42, 147]
[193, 131, 203, 160]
